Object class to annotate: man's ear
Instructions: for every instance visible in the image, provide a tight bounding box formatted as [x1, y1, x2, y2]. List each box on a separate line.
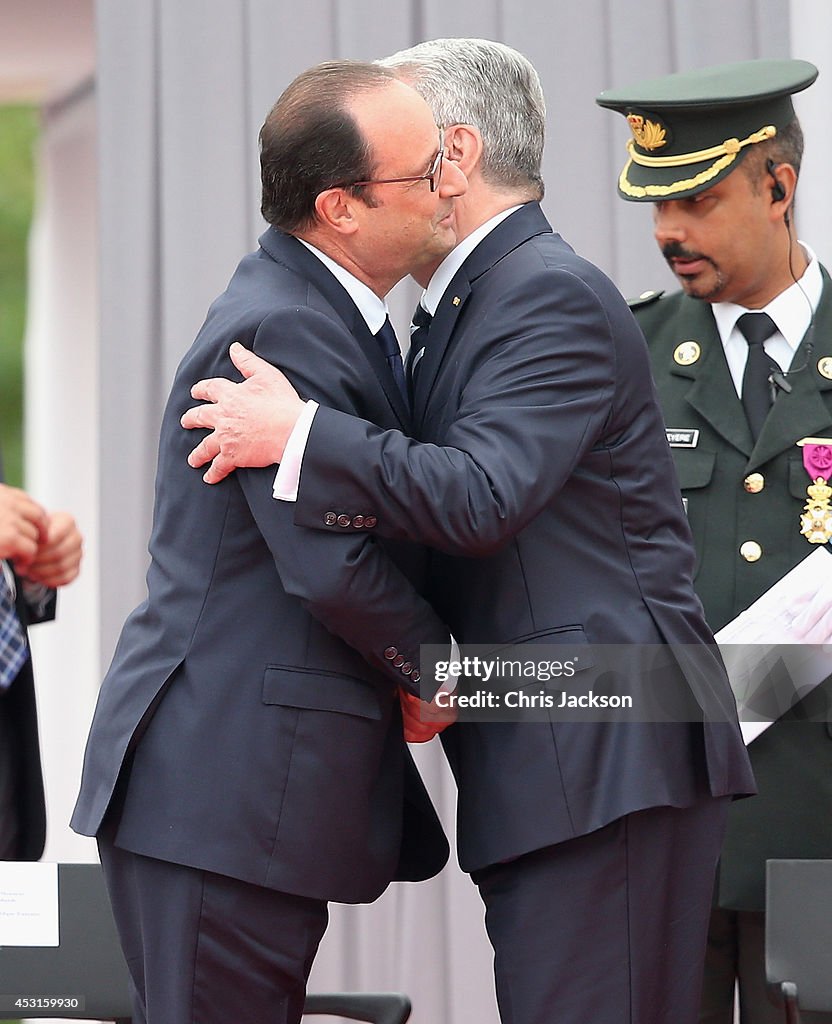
[443, 123, 483, 177]
[314, 188, 361, 235]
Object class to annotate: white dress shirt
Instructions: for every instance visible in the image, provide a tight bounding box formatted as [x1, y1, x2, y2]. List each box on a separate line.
[711, 243, 821, 396]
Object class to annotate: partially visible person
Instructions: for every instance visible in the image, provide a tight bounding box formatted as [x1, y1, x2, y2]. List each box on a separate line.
[72, 60, 467, 1024]
[182, 39, 755, 1024]
[0, 464, 83, 860]
[597, 59, 832, 1024]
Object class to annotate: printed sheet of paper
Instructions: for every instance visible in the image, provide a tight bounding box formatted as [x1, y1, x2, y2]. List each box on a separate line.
[715, 547, 832, 744]
[0, 862, 59, 946]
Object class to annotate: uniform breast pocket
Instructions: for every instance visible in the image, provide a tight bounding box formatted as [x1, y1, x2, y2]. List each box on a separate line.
[671, 449, 716, 576]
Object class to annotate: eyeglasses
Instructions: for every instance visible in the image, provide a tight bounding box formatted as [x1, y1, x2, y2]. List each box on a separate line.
[342, 134, 445, 193]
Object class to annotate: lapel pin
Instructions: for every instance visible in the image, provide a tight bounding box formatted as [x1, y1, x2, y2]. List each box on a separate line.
[452, 296, 461, 306]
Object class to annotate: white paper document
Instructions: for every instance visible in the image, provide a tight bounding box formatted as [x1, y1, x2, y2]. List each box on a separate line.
[715, 547, 832, 744]
[0, 862, 59, 946]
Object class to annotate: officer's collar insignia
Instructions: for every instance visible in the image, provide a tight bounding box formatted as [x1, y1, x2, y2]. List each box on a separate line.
[673, 340, 701, 366]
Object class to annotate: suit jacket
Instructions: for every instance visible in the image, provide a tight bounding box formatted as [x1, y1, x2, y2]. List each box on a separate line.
[0, 451, 56, 861]
[2, 575, 56, 860]
[72, 227, 450, 904]
[634, 276, 832, 909]
[290, 202, 755, 874]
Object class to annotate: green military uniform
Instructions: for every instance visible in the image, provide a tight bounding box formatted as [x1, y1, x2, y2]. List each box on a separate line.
[598, 57, 832, 1023]
[633, 285, 832, 911]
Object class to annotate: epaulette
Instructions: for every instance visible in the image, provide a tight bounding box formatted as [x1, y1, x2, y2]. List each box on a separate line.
[627, 289, 665, 310]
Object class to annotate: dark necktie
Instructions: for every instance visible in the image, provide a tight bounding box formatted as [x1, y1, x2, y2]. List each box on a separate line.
[407, 303, 433, 391]
[737, 312, 778, 440]
[0, 571, 27, 691]
[375, 317, 407, 401]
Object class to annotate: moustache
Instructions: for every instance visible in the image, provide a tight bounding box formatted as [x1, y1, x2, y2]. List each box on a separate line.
[661, 241, 711, 263]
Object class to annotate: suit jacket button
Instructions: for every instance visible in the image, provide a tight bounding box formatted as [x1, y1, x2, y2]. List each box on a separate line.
[740, 540, 762, 562]
[324, 512, 337, 526]
[352, 515, 365, 528]
[364, 515, 378, 528]
[411, 670, 421, 683]
[393, 654, 405, 667]
[401, 662, 413, 675]
[384, 646, 398, 660]
[337, 514, 351, 527]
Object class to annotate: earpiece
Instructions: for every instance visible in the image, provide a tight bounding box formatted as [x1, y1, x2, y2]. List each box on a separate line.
[766, 158, 786, 202]
[766, 157, 790, 226]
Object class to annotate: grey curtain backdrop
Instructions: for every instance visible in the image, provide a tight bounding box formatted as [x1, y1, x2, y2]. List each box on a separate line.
[23, 0, 821, 1019]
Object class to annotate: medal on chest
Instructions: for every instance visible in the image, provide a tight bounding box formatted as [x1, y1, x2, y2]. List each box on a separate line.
[797, 437, 832, 544]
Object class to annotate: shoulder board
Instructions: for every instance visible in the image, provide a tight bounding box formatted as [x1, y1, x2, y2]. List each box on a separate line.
[627, 289, 665, 310]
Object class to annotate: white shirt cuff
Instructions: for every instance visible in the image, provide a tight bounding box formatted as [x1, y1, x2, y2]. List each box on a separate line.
[273, 400, 319, 502]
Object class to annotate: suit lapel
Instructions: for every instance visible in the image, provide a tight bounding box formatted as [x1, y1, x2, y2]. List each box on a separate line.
[747, 271, 832, 471]
[412, 203, 553, 426]
[668, 301, 754, 457]
[258, 228, 410, 428]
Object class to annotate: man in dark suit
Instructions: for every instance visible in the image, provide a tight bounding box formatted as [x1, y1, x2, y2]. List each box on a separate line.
[597, 60, 832, 1024]
[182, 39, 755, 1024]
[0, 470, 83, 860]
[71, 60, 467, 1024]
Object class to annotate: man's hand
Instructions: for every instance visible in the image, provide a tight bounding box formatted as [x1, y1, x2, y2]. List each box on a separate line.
[22, 511, 83, 588]
[181, 342, 306, 484]
[0, 483, 48, 571]
[398, 687, 457, 743]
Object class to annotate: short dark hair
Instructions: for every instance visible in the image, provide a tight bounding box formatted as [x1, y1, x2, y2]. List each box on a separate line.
[742, 115, 805, 191]
[259, 61, 395, 233]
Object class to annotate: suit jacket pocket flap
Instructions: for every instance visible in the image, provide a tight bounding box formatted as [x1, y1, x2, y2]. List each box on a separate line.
[262, 666, 383, 720]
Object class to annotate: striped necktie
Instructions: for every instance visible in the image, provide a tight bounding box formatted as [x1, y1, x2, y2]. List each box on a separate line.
[0, 570, 27, 690]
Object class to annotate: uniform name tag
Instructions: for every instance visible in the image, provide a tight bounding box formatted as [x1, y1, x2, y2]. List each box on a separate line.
[666, 428, 699, 448]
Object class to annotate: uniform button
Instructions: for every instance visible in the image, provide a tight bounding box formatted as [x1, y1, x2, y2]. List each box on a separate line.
[352, 515, 365, 528]
[740, 541, 763, 562]
[743, 473, 765, 493]
[411, 671, 420, 683]
[384, 646, 398, 660]
[401, 662, 413, 675]
[324, 512, 337, 526]
[393, 654, 405, 667]
[337, 514, 351, 528]
[364, 515, 377, 529]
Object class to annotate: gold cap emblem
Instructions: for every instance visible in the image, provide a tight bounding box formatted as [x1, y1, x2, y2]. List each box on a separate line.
[626, 113, 667, 152]
[818, 356, 832, 380]
[673, 341, 701, 366]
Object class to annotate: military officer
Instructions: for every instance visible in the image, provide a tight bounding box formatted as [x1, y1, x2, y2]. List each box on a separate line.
[598, 59, 832, 1024]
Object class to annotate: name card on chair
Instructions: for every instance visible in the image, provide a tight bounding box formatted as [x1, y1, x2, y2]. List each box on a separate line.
[0, 863, 58, 946]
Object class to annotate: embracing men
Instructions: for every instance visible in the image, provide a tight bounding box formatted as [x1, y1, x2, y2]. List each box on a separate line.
[183, 39, 754, 1024]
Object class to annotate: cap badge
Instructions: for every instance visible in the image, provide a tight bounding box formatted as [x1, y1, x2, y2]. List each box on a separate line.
[626, 113, 667, 152]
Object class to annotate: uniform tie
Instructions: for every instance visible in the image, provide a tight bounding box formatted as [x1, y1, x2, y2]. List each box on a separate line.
[737, 312, 778, 440]
[375, 317, 407, 401]
[0, 572, 27, 691]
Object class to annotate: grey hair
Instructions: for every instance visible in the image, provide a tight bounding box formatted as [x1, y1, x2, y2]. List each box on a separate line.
[379, 38, 545, 199]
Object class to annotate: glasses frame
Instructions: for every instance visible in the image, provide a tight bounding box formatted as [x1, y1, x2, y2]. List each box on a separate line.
[341, 133, 445, 193]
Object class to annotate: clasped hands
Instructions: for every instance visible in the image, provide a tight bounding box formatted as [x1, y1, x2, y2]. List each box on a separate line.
[0, 483, 83, 588]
